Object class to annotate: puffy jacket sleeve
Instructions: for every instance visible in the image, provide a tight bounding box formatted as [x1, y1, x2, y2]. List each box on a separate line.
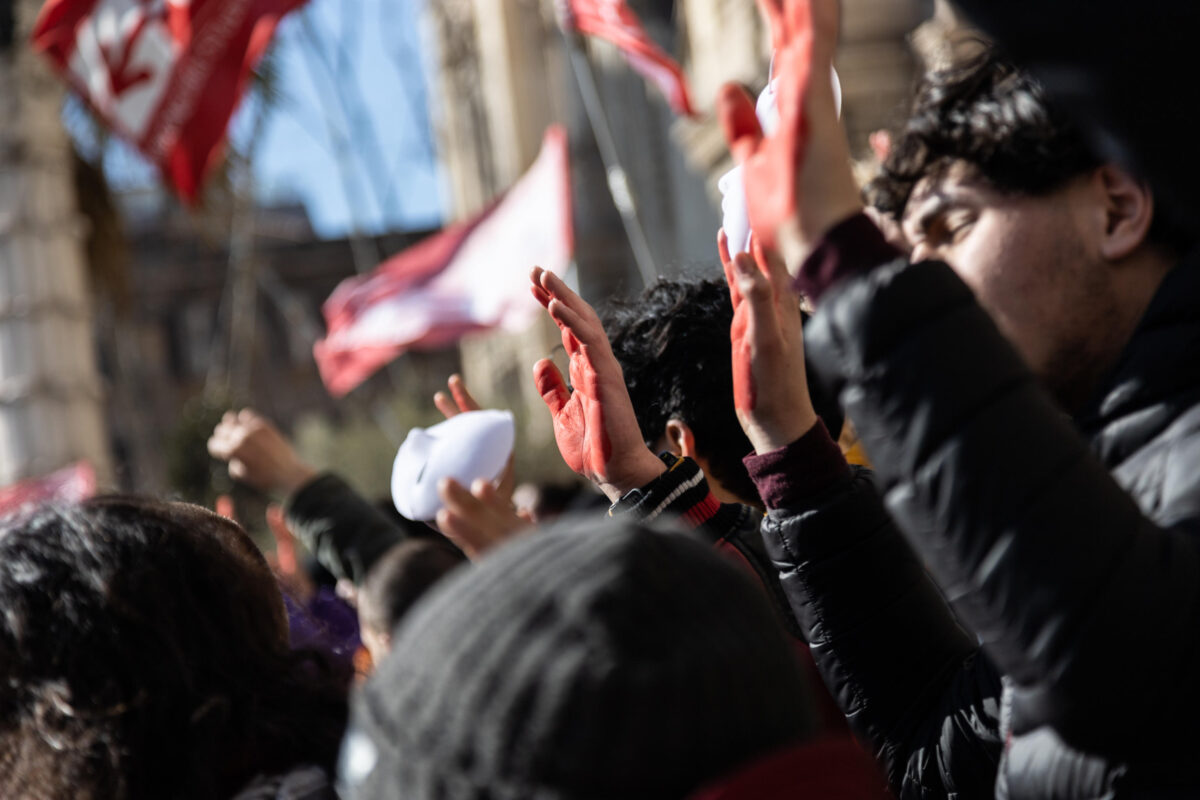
[748, 425, 1002, 798]
[283, 473, 407, 585]
[609, 454, 802, 638]
[806, 252, 1200, 759]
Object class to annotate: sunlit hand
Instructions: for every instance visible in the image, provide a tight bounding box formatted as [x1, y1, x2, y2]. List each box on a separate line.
[718, 0, 861, 268]
[207, 409, 317, 495]
[432, 373, 517, 502]
[720, 228, 819, 453]
[436, 477, 533, 560]
[530, 267, 666, 501]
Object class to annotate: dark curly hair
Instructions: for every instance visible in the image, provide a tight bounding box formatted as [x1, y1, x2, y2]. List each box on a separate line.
[869, 49, 1100, 217]
[0, 496, 351, 800]
[869, 48, 1194, 253]
[603, 278, 842, 507]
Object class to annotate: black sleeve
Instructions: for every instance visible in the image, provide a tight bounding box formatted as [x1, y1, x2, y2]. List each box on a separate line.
[806, 257, 1200, 758]
[760, 464, 1002, 798]
[283, 473, 406, 585]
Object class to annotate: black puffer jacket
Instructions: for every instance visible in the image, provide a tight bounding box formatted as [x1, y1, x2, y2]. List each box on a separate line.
[760, 246, 1200, 799]
[284, 473, 466, 585]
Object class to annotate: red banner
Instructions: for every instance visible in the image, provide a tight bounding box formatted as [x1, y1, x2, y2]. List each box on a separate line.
[32, 0, 306, 202]
[0, 462, 97, 518]
[314, 126, 574, 397]
[560, 0, 695, 117]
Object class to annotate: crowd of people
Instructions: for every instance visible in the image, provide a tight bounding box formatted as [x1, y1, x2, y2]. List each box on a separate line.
[3, 1, 1199, 798]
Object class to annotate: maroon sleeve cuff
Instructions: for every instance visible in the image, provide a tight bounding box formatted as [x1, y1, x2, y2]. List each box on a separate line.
[743, 420, 852, 510]
[794, 212, 903, 303]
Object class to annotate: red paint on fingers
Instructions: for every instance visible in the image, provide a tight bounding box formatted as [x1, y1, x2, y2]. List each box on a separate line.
[535, 360, 571, 415]
[731, 311, 758, 413]
[718, 0, 814, 250]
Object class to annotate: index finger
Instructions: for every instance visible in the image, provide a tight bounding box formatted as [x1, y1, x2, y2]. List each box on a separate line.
[447, 374, 481, 414]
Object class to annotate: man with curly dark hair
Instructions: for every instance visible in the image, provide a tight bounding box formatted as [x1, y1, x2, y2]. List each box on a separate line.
[601, 277, 841, 508]
[864, 51, 1193, 412]
[709, 26, 1200, 800]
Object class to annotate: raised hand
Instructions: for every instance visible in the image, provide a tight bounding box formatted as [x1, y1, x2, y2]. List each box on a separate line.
[432, 373, 517, 501]
[530, 267, 666, 501]
[717, 0, 861, 267]
[436, 477, 533, 560]
[720, 228, 819, 453]
[208, 409, 317, 495]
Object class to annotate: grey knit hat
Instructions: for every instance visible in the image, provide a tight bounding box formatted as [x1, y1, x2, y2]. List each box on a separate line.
[339, 516, 815, 800]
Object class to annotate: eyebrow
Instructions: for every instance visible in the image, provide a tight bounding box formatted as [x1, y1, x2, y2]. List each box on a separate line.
[904, 192, 956, 238]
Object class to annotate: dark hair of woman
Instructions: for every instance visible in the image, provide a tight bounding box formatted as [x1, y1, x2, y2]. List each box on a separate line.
[0, 496, 351, 799]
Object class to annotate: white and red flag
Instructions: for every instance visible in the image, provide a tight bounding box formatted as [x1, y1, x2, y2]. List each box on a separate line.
[31, 0, 306, 202]
[314, 126, 574, 398]
[559, 0, 695, 117]
[0, 461, 97, 518]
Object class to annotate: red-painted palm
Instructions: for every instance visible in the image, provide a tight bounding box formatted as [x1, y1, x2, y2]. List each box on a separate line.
[717, 0, 860, 267]
[530, 267, 666, 500]
[719, 229, 818, 454]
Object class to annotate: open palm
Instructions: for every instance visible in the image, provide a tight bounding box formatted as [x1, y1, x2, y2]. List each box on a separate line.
[530, 267, 666, 500]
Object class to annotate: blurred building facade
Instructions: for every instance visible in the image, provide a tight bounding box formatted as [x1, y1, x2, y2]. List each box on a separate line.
[425, 0, 934, 470]
[95, 192, 448, 495]
[0, 0, 111, 487]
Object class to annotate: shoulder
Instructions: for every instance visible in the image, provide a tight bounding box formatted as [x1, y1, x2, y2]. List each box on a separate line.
[1113, 400, 1200, 529]
[232, 766, 339, 800]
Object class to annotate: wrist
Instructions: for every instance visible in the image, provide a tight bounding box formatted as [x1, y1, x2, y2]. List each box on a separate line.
[278, 463, 319, 496]
[742, 408, 819, 456]
[597, 448, 668, 503]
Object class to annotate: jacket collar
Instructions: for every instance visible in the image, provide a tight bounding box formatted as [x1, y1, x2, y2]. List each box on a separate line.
[1077, 248, 1200, 466]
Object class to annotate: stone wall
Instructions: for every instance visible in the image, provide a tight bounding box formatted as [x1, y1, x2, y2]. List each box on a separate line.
[0, 0, 110, 486]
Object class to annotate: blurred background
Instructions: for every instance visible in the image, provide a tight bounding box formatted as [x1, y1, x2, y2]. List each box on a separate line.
[0, 0, 970, 524]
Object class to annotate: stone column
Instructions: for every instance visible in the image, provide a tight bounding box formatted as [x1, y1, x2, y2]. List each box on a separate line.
[0, 0, 111, 487]
[836, 0, 933, 153]
[425, 0, 572, 480]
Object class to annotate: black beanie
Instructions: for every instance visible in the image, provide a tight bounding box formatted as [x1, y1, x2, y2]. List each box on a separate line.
[339, 516, 816, 800]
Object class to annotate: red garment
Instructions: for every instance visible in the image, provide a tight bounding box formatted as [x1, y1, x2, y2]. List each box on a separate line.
[688, 738, 892, 800]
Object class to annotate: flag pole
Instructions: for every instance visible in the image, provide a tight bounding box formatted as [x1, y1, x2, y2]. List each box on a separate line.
[562, 31, 660, 288]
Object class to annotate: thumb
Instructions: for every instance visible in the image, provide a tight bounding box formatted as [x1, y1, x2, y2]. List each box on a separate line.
[534, 359, 571, 416]
[718, 82, 764, 167]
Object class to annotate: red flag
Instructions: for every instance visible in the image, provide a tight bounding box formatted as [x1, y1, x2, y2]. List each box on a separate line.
[0, 462, 97, 518]
[314, 126, 574, 398]
[31, 0, 307, 202]
[560, 0, 695, 117]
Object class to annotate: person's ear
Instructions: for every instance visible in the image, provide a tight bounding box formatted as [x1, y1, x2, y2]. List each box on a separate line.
[1093, 164, 1154, 261]
[663, 419, 698, 459]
